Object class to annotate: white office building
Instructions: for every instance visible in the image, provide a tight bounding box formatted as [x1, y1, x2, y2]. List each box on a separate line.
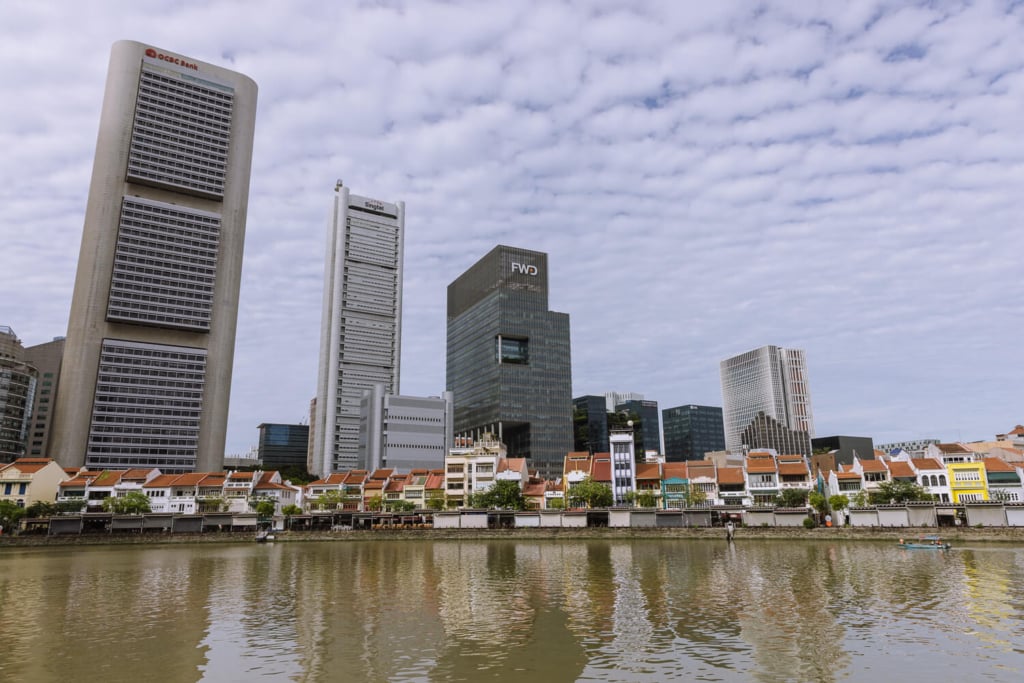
[313, 184, 405, 474]
[720, 345, 814, 454]
[51, 41, 257, 473]
[358, 385, 454, 472]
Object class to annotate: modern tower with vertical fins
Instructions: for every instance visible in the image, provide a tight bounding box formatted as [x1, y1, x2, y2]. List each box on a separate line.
[313, 185, 405, 475]
[51, 41, 257, 473]
[720, 345, 814, 455]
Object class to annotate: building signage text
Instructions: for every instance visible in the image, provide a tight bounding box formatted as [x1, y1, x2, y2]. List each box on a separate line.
[145, 48, 199, 71]
[511, 262, 538, 276]
[364, 199, 385, 211]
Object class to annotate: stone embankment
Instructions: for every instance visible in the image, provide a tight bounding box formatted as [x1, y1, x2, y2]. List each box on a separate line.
[3, 525, 1024, 548]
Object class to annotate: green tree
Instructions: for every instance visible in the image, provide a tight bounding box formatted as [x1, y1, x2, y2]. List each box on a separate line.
[102, 491, 151, 514]
[568, 477, 613, 508]
[315, 490, 344, 511]
[809, 491, 828, 515]
[474, 480, 526, 510]
[0, 500, 26, 532]
[636, 490, 658, 508]
[775, 488, 810, 508]
[547, 497, 565, 509]
[198, 496, 226, 513]
[868, 480, 934, 505]
[425, 491, 446, 511]
[253, 499, 276, 518]
[281, 503, 302, 530]
[685, 484, 707, 508]
[828, 494, 850, 513]
[389, 499, 417, 512]
[26, 501, 55, 518]
[849, 490, 869, 507]
[366, 495, 383, 512]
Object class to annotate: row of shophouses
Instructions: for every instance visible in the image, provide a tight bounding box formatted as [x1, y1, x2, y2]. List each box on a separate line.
[2, 438, 1022, 521]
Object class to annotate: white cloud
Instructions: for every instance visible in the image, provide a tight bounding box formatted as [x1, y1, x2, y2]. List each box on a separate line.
[0, 0, 1020, 457]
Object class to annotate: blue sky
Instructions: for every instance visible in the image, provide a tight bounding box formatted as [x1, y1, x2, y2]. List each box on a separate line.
[1, 0, 1021, 456]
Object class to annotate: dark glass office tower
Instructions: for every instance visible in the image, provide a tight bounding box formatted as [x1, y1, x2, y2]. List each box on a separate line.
[447, 246, 572, 480]
[662, 405, 726, 461]
[615, 399, 661, 456]
[257, 423, 310, 471]
[573, 395, 609, 453]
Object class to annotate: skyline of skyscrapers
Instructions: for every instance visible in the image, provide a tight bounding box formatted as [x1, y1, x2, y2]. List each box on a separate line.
[49, 40, 258, 473]
[720, 345, 814, 454]
[313, 184, 405, 475]
[446, 245, 572, 480]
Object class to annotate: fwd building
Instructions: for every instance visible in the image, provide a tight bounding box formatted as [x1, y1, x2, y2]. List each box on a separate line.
[51, 41, 257, 473]
[446, 246, 572, 480]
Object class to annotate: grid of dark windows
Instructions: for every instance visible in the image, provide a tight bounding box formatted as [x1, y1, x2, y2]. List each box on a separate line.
[127, 64, 234, 199]
[85, 339, 206, 470]
[107, 197, 220, 331]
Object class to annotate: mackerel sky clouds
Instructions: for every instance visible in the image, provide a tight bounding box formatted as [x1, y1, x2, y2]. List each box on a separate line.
[1, 0, 1021, 455]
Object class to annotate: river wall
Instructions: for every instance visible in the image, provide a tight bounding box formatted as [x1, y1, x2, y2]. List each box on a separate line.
[3, 525, 1024, 548]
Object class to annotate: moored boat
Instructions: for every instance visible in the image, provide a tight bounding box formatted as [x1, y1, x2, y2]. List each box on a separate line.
[897, 535, 950, 550]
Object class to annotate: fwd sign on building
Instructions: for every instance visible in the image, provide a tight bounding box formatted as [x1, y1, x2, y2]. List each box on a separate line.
[511, 261, 538, 276]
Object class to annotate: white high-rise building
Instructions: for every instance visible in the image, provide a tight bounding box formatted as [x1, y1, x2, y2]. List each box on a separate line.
[313, 184, 404, 475]
[720, 345, 814, 454]
[358, 385, 454, 472]
[51, 41, 257, 473]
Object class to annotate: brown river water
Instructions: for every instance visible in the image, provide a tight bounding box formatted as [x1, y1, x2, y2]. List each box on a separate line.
[1, 538, 1021, 682]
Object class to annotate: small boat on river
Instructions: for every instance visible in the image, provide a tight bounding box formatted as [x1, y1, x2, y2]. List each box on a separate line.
[897, 535, 950, 550]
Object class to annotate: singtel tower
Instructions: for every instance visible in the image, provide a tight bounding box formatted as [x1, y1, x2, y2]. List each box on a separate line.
[313, 185, 405, 475]
[446, 246, 572, 480]
[52, 41, 257, 473]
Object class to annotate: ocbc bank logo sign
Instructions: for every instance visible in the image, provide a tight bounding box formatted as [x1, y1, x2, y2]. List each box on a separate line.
[511, 262, 538, 276]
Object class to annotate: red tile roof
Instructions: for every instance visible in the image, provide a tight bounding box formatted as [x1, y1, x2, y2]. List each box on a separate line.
[835, 471, 861, 480]
[523, 482, 546, 497]
[778, 462, 808, 476]
[121, 468, 156, 480]
[717, 467, 744, 484]
[936, 443, 971, 454]
[911, 458, 944, 471]
[687, 461, 716, 479]
[982, 457, 1016, 473]
[745, 455, 776, 473]
[0, 458, 55, 474]
[90, 470, 125, 487]
[887, 461, 915, 478]
[635, 463, 661, 480]
[858, 459, 887, 472]
[591, 460, 612, 483]
[663, 462, 688, 479]
[144, 474, 182, 488]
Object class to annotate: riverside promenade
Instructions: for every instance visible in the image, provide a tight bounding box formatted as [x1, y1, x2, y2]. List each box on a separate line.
[4, 525, 1024, 548]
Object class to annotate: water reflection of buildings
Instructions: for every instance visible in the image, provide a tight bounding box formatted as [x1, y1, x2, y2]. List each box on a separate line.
[961, 549, 1017, 653]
